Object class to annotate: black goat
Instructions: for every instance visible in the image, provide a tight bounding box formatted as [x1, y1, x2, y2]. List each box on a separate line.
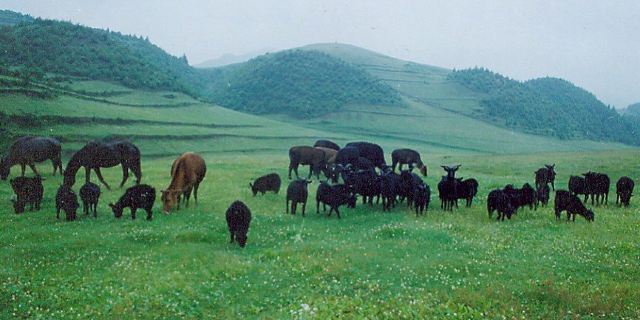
[554, 190, 594, 222]
[226, 200, 252, 248]
[80, 182, 100, 217]
[616, 176, 634, 207]
[315, 182, 356, 219]
[286, 179, 310, 216]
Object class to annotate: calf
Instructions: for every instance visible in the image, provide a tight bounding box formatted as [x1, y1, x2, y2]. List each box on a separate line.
[10, 176, 43, 214]
[286, 179, 310, 216]
[536, 184, 550, 207]
[413, 183, 430, 215]
[554, 190, 594, 222]
[616, 176, 634, 207]
[250, 173, 281, 196]
[56, 185, 79, 221]
[109, 184, 156, 220]
[487, 189, 516, 221]
[225, 200, 252, 248]
[315, 182, 356, 219]
[80, 182, 100, 217]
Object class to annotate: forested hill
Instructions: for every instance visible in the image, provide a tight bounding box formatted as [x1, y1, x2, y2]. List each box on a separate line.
[0, 10, 33, 25]
[448, 68, 640, 145]
[624, 103, 640, 116]
[0, 18, 212, 96]
[204, 50, 402, 117]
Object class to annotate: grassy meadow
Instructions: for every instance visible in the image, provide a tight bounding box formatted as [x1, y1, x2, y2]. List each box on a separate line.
[1, 78, 640, 319]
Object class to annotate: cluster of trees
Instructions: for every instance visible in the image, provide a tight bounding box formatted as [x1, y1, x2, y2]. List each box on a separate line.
[205, 50, 402, 117]
[0, 19, 212, 96]
[448, 68, 640, 145]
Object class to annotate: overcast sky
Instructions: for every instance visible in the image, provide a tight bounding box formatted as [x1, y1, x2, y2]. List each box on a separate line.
[2, 0, 639, 108]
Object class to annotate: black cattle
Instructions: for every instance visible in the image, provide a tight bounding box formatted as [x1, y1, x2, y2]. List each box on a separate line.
[315, 182, 356, 219]
[535, 164, 556, 190]
[345, 142, 386, 169]
[455, 178, 478, 207]
[80, 182, 100, 217]
[226, 200, 252, 248]
[438, 176, 459, 211]
[391, 148, 427, 176]
[313, 139, 340, 151]
[518, 183, 537, 210]
[334, 146, 360, 167]
[616, 176, 634, 207]
[354, 157, 375, 172]
[10, 176, 43, 214]
[109, 184, 156, 220]
[413, 184, 430, 215]
[536, 184, 550, 207]
[56, 185, 79, 221]
[568, 176, 587, 201]
[583, 172, 610, 205]
[286, 179, 310, 216]
[250, 173, 281, 196]
[554, 190, 594, 222]
[353, 169, 380, 206]
[487, 189, 516, 221]
[380, 171, 400, 211]
[288, 146, 325, 179]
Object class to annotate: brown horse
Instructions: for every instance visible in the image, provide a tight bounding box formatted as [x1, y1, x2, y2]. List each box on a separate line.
[1, 136, 63, 180]
[161, 152, 206, 213]
[63, 139, 141, 190]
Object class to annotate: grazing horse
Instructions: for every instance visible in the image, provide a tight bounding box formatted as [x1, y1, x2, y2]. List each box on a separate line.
[391, 148, 427, 176]
[535, 164, 556, 190]
[1, 136, 63, 180]
[161, 152, 207, 213]
[63, 139, 141, 190]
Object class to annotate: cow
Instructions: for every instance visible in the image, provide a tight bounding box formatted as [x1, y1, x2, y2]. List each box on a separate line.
[391, 148, 427, 176]
[313, 139, 340, 151]
[286, 179, 311, 216]
[288, 146, 326, 180]
[161, 152, 207, 213]
[315, 182, 357, 219]
[345, 142, 386, 169]
[583, 171, 610, 205]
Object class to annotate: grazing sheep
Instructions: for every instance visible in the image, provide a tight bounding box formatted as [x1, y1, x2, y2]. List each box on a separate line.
[616, 176, 634, 207]
[286, 179, 310, 216]
[56, 185, 79, 221]
[109, 184, 156, 220]
[487, 189, 516, 221]
[583, 171, 610, 205]
[80, 182, 100, 217]
[568, 176, 587, 201]
[10, 176, 43, 214]
[413, 183, 430, 215]
[313, 139, 340, 151]
[536, 184, 550, 207]
[554, 190, 594, 222]
[250, 173, 281, 196]
[225, 200, 252, 248]
[535, 164, 556, 190]
[315, 182, 356, 219]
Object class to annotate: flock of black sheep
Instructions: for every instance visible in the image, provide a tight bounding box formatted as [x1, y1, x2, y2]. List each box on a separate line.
[1, 137, 635, 248]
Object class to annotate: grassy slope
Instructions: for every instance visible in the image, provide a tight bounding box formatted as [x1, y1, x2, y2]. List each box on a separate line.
[1, 79, 640, 318]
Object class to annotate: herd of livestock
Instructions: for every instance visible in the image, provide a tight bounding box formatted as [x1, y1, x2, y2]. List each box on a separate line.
[1, 136, 636, 248]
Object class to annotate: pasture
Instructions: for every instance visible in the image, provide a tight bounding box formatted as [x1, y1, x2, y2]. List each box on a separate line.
[1, 79, 639, 318]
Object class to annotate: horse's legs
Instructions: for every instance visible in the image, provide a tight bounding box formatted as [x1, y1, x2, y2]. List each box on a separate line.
[131, 208, 137, 220]
[20, 163, 26, 176]
[119, 164, 130, 188]
[185, 188, 192, 208]
[131, 158, 142, 185]
[95, 168, 111, 190]
[193, 183, 200, 205]
[28, 163, 40, 177]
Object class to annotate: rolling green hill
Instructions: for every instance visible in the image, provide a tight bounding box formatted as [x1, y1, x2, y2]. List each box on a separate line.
[624, 102, 640, 116]
[0, 9, 33, 25]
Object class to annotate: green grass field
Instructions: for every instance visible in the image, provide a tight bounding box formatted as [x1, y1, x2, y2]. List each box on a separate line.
[1, 79, 639, 318]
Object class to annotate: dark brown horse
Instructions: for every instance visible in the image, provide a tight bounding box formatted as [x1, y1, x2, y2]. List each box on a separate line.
[63, 139, 141, 190]
[1, 136, 63, 180]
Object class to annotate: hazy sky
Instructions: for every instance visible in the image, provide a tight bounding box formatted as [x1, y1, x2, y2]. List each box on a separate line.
[2, 0, 639, 108]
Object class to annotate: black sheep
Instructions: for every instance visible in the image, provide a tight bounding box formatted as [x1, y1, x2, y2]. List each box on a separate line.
[10, 176, 43, 214]
[554, 190, 594, 222]
[80, 182, 100, 217]
[315, 182, 356, 219]
[313, 139, 340, 151]
[286, 179, 310, 216]
[380, 171, 399, 211]
[413, 183, 430, 215]
[109, 184, 156, 220]
[536, 184, 550, 207]
[56, 185, 79, 221]
[487, 189, 516, 221]
[616, 176, 634, 207]
[225, 200, 252, 248]
[250, 173, 281, 196]
[568, 176, 587, 201]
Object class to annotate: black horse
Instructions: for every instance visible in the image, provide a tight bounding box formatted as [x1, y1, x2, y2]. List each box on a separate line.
[1, 136, 63, 180]
[63, 139, 141, 190]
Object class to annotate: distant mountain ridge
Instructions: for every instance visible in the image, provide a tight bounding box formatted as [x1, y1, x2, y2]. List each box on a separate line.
[0, 10, 34, 25]
[194, 50, 270, 68]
